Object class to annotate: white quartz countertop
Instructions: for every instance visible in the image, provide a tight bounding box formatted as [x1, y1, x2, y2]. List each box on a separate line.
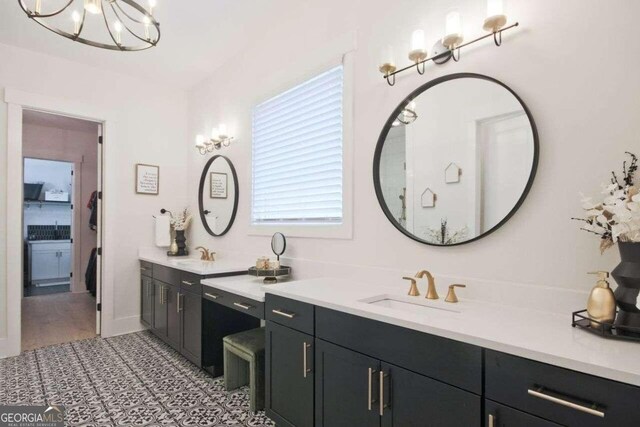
[201, 275, 277, 302]
[265, 278, 640, 387]
[139, 250, 249, 276]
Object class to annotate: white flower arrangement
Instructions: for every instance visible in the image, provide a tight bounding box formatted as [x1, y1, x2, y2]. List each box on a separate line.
[170, 208, 193, 231]
[575, 152, 640, 253]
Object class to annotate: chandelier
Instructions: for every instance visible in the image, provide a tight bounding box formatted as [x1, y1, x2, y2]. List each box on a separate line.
[17, 0, 160, 51]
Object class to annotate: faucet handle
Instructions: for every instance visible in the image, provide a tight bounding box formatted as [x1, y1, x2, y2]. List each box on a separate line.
[445, 284, 466, 303]
[402, 277, 420, 297]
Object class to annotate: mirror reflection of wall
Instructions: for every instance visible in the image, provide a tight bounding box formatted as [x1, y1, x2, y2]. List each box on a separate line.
[377, 75, 537, 246]
[204, 159, 235, 234]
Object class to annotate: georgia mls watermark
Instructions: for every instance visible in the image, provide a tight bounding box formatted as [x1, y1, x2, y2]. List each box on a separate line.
[0, 405, 64, 427]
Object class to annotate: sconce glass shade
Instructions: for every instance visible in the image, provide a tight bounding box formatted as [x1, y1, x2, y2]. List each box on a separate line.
[408, 29, 428, 63]
[442, 11, 464, 48]
[218, 124, 228, 138]
[483, 0, 507, 31]
[211, 127, 219, 140]
[379, 45, 397, 76]
[196, 134, 206, 148]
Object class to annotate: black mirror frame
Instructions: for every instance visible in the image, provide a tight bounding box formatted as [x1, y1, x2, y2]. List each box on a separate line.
[198, 155, 239, 237]
[373, 73, 539, 247]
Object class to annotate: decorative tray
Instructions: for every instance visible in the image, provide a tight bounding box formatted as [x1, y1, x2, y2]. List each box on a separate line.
[572, 310, 640, 343]
[248, 266, 291, 284]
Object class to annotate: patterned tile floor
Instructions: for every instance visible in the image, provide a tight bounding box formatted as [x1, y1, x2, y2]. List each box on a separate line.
[0, 331, 275, 426]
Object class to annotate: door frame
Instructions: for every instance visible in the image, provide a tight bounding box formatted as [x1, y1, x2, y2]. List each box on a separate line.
[4, 88, 113, 357]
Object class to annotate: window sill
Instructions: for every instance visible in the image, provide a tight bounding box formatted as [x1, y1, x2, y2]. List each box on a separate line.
[247, 223, 352, 240]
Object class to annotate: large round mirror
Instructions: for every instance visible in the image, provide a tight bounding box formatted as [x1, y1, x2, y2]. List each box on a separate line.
[198, 155, 239, 236]
[374, 73, 538, 246]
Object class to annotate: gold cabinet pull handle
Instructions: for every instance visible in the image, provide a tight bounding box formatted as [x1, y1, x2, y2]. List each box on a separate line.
[272, 309, 296, 319]
[181, 280, 194, 286]
[140, 267, 149, 271]
[527, 388, 605, 418]
[233, 302, 253, 310]
[367, 368, 378, 411]
[204, 292, 219, 300]
[488, 414, 495, 427]
[303, 342, 311, 378]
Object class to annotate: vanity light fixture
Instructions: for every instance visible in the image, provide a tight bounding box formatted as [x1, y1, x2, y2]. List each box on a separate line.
[17, 0, 161, 51]
[378, 0, 518, 86]
[195, 124, 235, 155]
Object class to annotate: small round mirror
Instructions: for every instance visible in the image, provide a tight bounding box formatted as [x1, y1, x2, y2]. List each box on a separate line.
[271, 232, 286, 260]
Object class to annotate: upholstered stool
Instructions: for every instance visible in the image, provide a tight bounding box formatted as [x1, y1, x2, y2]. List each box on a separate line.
[223, 327, 265, 412]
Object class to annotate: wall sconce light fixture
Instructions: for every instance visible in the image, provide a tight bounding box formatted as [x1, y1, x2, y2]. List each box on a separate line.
[378, 0, 518, 86]
[195, 123, 234, 155]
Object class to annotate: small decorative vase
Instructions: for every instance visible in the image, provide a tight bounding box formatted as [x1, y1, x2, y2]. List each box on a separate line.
[169, 239, 178, 255]
[612, 241, 640, 336]
[175, 230, 188, 256]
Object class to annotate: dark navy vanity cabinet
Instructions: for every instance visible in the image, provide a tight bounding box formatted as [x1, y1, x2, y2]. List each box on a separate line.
[139, 261, 248, 371]
[265, 294, 640, 427]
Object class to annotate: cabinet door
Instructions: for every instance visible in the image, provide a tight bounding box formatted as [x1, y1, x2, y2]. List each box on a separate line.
[166, 285, 181, 350]
[58, 248, 71, 278]
[485, 400, 563, 427]
[141, 277, 154, 328]
[31, 249, 60, 281]
[381, 362, 481, 427]
[315, 339, 381, 427]
[180, 291, 202, 366]
[153, 281, 167, 339]
[266, 321, 314, 427]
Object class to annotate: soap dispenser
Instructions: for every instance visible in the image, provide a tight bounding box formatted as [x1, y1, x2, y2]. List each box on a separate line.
[586, 271, 616, 329]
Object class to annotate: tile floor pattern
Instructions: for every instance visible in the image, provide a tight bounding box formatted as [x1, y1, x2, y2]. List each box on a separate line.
[0, 331, 275, 427]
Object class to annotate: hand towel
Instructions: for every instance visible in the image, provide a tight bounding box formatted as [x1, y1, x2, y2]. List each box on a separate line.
[155, 216, 171, 247]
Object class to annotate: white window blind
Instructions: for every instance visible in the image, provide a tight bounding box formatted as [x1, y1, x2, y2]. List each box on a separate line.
[252, 65, 344, 225]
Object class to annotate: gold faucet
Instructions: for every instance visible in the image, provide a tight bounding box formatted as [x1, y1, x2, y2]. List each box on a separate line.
[445, 284, 466, 303]
[195, 246, 215, 261]
[402, 277, 420, 296]
[415, 270, 439, 300]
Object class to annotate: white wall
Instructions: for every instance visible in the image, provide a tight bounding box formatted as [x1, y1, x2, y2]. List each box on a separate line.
[0, 42, 188, 344]
[186, 0, 640, 293]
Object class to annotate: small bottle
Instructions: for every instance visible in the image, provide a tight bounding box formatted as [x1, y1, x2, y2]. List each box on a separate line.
[586, 271, 616, 329]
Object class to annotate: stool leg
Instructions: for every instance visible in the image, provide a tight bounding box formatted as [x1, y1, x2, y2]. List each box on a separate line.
[224, 346, 249, 390]
[255, 351, 265, 411]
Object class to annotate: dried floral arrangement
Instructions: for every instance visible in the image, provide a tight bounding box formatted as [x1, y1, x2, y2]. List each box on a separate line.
[424, 219, 468, 245]
[574, 152, 640, 253]
[170, 208, 193, 231]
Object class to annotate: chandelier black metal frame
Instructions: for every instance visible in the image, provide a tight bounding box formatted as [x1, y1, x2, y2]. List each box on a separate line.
[17, 0, 160, 51]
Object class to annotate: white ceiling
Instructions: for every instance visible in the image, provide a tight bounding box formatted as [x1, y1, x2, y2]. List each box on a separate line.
[0, 0, 291, 90]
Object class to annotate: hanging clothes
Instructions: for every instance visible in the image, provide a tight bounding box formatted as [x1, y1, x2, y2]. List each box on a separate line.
[87, 191, 98, 230]
[85, 248, 97, 296]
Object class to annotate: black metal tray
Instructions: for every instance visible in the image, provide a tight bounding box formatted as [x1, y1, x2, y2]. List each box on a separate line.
[572, 310, 640, 342]
[248, 266, 291, 284]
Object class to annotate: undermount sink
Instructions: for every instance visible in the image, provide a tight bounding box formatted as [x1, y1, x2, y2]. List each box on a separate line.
[359, 294, 460, 314]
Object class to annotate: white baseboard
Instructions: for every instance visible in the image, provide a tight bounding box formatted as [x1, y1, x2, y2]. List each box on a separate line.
[101, 315, 146, 338]
[0, 337, 20, 359]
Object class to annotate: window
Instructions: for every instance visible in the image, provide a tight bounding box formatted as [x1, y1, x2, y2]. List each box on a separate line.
[252, 65, 344, 226]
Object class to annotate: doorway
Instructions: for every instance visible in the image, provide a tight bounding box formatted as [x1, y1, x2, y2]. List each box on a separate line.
[475, 111, 534, 233]
[20, 110, 101, 351]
